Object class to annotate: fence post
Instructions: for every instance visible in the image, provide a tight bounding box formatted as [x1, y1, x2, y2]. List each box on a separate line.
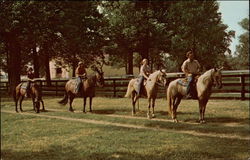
[240, 75, 245, 100]
[56, 81, 58, 96]
[113, 79, 116, 97]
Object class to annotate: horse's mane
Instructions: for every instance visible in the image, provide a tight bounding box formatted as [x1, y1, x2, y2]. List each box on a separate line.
[86, 74, 97, 85]
[148, 70, 161, 79]
[199, 69, 215, 84]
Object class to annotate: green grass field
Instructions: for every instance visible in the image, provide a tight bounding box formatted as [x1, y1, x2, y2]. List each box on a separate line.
[1, 97, 249, 160]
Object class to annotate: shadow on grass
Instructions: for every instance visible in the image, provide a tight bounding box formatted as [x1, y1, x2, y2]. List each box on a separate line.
[184, 117, 249, 124]
[92, 109, 128, 115]
[144, 117, 250, 137]
[1, 146, 237, 160]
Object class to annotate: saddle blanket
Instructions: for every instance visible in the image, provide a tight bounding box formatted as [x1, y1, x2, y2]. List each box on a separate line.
[177, 78, 188, 86]
[21, 82, 28, 89]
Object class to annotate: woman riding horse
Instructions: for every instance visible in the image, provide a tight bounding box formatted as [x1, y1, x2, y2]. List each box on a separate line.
[125, 60, 167, 119]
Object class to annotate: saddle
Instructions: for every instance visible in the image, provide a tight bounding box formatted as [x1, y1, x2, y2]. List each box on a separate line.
[177, 75, 199, 86]
[21, 83, 28, 89]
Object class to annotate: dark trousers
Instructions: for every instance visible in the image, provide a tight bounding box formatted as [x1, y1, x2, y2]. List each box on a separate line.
[186, 76, 193, 95]
[136, 76, 144, 95]
[75, 77, 82, 93]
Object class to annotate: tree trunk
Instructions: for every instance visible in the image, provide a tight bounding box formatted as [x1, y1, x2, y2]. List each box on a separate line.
[32, 45, 40, 78]
[127, 52, 133, 75]
[44, 53, 51, 86]
[4, 32, 21, 95]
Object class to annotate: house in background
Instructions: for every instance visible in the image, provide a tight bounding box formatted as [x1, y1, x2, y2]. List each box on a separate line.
[49, 58, 71, 79]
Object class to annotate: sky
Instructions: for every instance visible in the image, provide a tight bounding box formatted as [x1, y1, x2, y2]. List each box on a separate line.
[218, 1, 249, 55]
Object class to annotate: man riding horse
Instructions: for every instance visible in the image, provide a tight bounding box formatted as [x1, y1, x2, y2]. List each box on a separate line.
[75, 62, 87, 94]
[181, 50, 201, 99]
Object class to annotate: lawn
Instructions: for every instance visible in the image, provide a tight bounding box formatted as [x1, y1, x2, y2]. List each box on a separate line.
[1, 97, 249, 160]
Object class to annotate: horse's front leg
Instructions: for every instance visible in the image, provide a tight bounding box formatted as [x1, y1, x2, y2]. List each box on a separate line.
[41, 100, 45, 111]
[198, 98, 208, 124]
[147, 98, 151, 119]
[89, 97, 93, 112]
[131, 92, 137, 116]
[15, 95, 20, 113]
[151, 98, 156, 118]
[83, 97, 87, 113]
[19, 96, 24, 112]
[69, 95, 74, 112]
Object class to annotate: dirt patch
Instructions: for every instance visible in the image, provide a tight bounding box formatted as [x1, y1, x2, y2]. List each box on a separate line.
[2, 110, 249, 141]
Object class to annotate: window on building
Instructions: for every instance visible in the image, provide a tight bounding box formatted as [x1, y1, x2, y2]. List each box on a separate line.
[56, 68, 62, 74]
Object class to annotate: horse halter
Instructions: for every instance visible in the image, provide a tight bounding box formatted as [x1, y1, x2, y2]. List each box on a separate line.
[212, 68, 223, 89]
[96, 72, 104, 87]
[157, 70, 167, 87]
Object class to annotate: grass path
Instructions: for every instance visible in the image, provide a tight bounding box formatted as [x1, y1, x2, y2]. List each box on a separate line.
[2, 109, 249, 141]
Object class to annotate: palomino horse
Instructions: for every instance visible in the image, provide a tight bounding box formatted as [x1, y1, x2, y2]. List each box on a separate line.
[14, 80, 45, 113]
[167, 68, 223, 123]
[58, 70, 104, 112]
[125, 70, 167, 118]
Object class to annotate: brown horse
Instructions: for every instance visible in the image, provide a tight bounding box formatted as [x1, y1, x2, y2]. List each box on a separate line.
[167, 68, 223, 123]
[14, 80, 45, 113]
[58, 71, 104, 112]
[125, 70, 167, 118]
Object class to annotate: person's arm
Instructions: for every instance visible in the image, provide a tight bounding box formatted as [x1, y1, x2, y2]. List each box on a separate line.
[75, 67, 79, 77]
[142, 67, 149, 79]
[181, 61, 190, 75]
[195, 60, 201, 73]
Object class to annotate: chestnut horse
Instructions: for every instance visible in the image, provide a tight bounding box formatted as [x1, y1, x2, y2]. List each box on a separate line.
[58, 70, 104, 112]
[14, 80, 45, 113]
[125, 70, 167, 118]
[167, 68, 223, 123]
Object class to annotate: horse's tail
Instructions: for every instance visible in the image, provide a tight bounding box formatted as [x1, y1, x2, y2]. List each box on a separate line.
[58, 91, 68, 105]
[124, 79, 134, 98]
[167, 84, 172, 114]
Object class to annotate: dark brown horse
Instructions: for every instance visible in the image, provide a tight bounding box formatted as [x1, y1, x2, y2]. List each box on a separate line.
[14, 80, 45, 113]
[58, 70, 104, 112]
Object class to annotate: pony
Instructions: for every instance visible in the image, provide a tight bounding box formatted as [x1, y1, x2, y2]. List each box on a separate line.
[58, 70, 104, 112]
[125, 70, 167, 118]
[167, 67, 223, 123]
[14, 80, 45, 113]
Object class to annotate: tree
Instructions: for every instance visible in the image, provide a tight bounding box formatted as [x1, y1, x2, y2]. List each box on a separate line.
[164, 1, 235, 70]
[235, 18, 249, 69]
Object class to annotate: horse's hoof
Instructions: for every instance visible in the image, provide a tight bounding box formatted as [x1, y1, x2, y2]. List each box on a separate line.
[199, 120, 206, 124]
[152, 114, 156, 118]
[16, 110, 18, 113]
[132, 112, 136, 116]
[173, 119, 178, 123]
[83, 111, 86, 114]
[69, 109, 74, 112]
[147, 114, 152, 119]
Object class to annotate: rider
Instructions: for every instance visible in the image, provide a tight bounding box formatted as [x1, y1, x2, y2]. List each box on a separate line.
[25, 67, 35, 97]
[75, 62, 87, 94]
[181, 50, 201, 99]
[137, 58, 151, 96]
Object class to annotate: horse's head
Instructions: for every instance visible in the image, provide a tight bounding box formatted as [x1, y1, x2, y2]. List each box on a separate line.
[95, 70, 105, 88]
[158, 69, 167, 87]
[212, 67, 223, 89]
